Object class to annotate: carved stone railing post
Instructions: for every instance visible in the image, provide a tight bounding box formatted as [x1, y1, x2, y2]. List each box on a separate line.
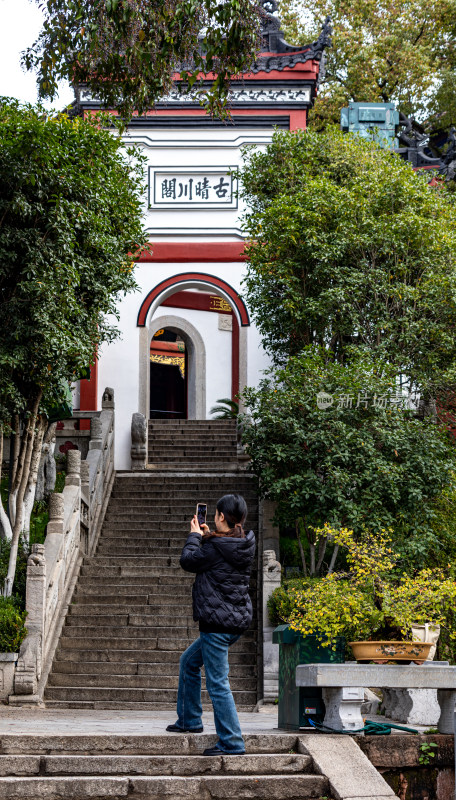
[12, 544, 46, 700]
[263, 549, 282, 702]
[101, 387, 114, 410]
[46, 493, 65, 535]
[89, 417, 103, 450]
[131, 412, 147, 470]
[65, 449, 81, 488]
[80, 459, 90, 488]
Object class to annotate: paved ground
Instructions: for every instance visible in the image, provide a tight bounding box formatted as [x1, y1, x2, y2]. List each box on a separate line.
[0, 706, 430, 735]
[0, 707, 280, 736]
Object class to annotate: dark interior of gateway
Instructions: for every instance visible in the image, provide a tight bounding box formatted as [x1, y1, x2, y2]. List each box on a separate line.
[150, 328, 187, 419]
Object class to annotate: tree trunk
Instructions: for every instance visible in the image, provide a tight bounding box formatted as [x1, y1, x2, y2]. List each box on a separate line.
[7, 415, 20, 527]
[295, 519, 307, 576]
[22, 417, 46, 545]
[315, 534, 328, 575]
[4, 393, 42, 597]
[327, 544, 339, 575]
[0, 430, 13, 542]
[303, 518, 316, 575]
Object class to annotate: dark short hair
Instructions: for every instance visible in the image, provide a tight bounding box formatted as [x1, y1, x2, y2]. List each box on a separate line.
[216, 494, 247, 528]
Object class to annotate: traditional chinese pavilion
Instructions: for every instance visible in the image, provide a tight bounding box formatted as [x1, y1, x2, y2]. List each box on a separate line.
[74, 2, 331, 468]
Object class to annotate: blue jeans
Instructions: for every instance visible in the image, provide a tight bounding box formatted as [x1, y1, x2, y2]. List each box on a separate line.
[175, 631, 245, 753]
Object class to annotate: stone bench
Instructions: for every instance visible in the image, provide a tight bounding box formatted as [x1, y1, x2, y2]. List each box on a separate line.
[295, 663, 456, 734]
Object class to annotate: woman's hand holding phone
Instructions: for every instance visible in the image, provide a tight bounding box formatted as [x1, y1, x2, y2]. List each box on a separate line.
[190, 515, 201, 534]
[190, 516, 209, 536]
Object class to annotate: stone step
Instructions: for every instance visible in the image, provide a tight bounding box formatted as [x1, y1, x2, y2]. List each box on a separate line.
[100, 516, 258, 545]
[148, 443, 236, 451]
[147, 440, 237, 447]
[54, 648, 252, 664]
[111, 481, 256, 490]
[95, 545, 184, 556]
[65, 614, 197, 628]
[68, 602, 256, 618]
[44, 687, 258, 705]
[47, 673, 257, 690]
[0, 733, 299, 756]
[75, 578, 257, 593]
[73, 590, 186, 602]
[114, 470, 253, 477]
[105, 503, 258, 513]
[0, 753, 311, 777]
[147, 452, 237, 460]
[83, 556, 183, 567]
[97, 530, 256, 541]
[68, 604, 194, 616]
[99, 522, 256, 532]
[74, 576, 200, 588]
[147, 433, 237, 439]
[57, 637, 188, 651]
[95, 546, 184, 557]
[146, 457, 239, 463]
[79, 565, 190, 578]
[58, 635, 257, 653]
[82, 556, 182, 568]
[109, 494, 257, 502]
[60, 623, 256, 642]
[148, 419, 236, 428]
[104, 509, 258, 519]
[69, 603, 260, 617]
[60, 624, 195, 639]
[50, 660, 257, 677]
[0, 773, 328, 798]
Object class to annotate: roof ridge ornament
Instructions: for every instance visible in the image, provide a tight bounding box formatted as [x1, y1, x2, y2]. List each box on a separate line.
[255, 5, 332, 72]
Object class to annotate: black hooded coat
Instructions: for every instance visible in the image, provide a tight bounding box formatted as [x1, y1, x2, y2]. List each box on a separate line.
[179, 530, 256, 634]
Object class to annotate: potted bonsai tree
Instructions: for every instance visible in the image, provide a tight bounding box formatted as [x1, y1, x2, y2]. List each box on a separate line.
[268, 525, 456, 664]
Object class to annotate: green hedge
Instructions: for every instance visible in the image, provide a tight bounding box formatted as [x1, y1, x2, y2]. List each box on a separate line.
[0, 597, 27, 653]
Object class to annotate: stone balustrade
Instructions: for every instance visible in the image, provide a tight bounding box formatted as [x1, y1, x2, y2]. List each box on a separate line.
[9, 388, 115, 705]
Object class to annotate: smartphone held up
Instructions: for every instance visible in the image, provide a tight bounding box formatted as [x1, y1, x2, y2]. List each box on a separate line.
[196, 503, 207, 528]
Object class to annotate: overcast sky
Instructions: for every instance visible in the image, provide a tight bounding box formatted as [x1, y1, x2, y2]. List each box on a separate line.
[0, 0, 74, 108]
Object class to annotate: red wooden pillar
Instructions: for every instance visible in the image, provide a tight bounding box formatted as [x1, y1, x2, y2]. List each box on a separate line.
[231, 314, 240, 403]
[79, 359, 98, 430]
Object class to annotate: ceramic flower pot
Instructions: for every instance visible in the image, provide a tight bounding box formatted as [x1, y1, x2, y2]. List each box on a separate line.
[349, 640, 433, 664]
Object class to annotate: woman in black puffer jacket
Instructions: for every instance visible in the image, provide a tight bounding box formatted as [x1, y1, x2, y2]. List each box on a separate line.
[166, 494, 255, 755]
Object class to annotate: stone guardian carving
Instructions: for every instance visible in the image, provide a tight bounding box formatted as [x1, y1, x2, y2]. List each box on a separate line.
[131, 413, 147, 470]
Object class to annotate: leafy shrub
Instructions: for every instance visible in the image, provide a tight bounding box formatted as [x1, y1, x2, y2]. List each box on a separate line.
[267, 577, 313, 626]
[0, 597, 27, 653]
[269, 525, 456, 651]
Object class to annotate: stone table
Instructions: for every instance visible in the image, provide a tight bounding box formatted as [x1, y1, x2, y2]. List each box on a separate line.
[295, 663, 456, 734]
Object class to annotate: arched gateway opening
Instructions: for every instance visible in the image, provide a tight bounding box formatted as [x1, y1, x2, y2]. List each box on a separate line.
[137, 273, 249, 420]
[145, 314, 206, 420]
[150, 328, 187, 419]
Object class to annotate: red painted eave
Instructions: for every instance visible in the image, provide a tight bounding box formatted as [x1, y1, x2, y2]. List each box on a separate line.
[136, 242, 247, 263]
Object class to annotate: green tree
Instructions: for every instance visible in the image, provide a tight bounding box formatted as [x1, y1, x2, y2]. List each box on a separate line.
[0, 99, 146, 595]
[23, 0, 262, 120]
[239, 127, 456, 570]
[242, 349, 456, 572]
[239, 127, 456, 395]
[278, 0, 456, 130]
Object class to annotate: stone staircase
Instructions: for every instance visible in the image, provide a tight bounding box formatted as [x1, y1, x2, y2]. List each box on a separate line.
[0, 733, 331, 799]
[45, 455, 260, 709]
[147, 419, 242, 469]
